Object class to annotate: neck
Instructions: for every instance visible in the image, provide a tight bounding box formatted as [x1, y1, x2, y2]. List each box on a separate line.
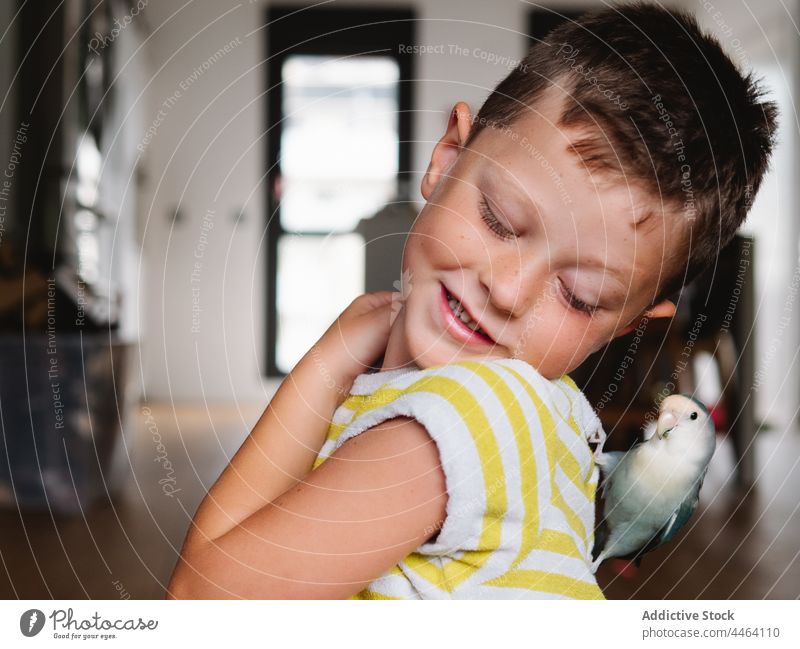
[379, 307, 419, 372]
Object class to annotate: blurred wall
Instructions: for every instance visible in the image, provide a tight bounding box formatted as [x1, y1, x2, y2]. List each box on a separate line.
[684, 0, 800, 427]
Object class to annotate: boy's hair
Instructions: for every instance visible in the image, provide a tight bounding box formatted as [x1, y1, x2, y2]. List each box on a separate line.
[464, 1, 778, 304]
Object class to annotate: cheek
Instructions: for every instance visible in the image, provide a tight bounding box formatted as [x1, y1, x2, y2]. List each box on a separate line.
[518, 307, 598, 370]
[407, 207, 482, 265]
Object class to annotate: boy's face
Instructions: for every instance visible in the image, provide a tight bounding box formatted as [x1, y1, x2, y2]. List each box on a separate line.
[386, 85, 680, 379]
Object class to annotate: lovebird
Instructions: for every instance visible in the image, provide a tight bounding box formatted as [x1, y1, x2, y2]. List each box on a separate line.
[590, 394, 716, 573]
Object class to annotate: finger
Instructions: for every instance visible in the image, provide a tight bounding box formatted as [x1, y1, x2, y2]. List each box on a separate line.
[366, 291, 397, 307]
[355, 292, 397, 314]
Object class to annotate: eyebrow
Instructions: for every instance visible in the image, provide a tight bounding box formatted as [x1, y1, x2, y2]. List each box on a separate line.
[579, 257, 626, 282]
[564, 135, 624, 179]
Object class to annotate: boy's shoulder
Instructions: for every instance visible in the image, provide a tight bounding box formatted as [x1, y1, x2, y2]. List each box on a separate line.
[349, 357, 601, 439]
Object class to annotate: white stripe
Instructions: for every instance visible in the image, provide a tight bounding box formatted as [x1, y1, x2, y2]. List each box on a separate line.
[520, 548, 597, 583]
[330, 404, 355, 425]
[554, 461, 595, 524]
[555, 418, 595, 475]
[540, 501, 591, 565]
[350, 366, 418, 395]
[553, 463, 595, 561]
[363, 571, 419, 598]
[511, 372, 554, 544]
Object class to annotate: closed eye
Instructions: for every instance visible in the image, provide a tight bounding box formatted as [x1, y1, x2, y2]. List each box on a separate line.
[478, 196, 515, 240]
[558, 278, 598, 316]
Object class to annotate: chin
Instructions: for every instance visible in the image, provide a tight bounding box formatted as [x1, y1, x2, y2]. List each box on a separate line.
[404, 336, 446, 369]
[541, 360, 578, 379]
[404, 329, 461, 369]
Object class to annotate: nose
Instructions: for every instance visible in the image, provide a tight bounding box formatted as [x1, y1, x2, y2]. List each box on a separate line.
[478, 257, 541, 318]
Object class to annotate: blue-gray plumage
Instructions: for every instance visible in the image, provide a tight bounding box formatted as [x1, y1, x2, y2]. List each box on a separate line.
[590, 394, 716, 573]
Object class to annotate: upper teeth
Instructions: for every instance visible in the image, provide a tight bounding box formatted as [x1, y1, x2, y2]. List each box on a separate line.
[447, 296, 487, 336]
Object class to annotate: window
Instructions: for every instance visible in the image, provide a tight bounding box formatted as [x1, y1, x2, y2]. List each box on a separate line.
[265, 6, 415, 376]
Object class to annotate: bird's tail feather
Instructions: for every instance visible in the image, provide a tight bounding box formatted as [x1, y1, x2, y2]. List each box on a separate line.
[591, 520, 609, 562]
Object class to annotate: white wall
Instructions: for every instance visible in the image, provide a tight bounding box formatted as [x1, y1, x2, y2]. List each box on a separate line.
[138, 1, 268, 402]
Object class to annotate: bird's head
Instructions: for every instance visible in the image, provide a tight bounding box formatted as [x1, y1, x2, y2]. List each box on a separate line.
[656, 394, 713, 440]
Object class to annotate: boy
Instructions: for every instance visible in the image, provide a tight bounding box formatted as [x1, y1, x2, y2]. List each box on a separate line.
[168, 3, 777, 598]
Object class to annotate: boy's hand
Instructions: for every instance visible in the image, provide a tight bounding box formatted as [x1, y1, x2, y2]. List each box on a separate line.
[311, 291, 399, 394]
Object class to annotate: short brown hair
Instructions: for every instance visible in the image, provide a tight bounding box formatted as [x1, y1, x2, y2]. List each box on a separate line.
[465, 2, 778, 303]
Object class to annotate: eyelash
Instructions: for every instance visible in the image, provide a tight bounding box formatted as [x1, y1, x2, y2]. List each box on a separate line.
[558, 279, 598, 316]
[479, 196, 515, 240]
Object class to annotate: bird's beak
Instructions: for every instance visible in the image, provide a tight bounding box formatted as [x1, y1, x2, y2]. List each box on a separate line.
[657, 410, 678, 439]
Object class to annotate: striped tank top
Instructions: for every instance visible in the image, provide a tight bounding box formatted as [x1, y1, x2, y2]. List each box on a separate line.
[312, 357, 607, 599]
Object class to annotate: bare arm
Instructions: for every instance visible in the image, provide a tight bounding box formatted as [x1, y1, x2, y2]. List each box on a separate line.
[169, 293, 401, 575]
[167, 416, 448, 599]
[181, 342, 348, 548]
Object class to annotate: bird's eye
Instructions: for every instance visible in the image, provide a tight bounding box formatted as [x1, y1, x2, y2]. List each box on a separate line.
[690, 412, 698, 420]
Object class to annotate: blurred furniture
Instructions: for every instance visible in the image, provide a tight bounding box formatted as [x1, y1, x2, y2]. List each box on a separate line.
[0, 335, 131, 515]
[572, 235, 756, 489]
[356, 201, 418, 294]
[0, 0, 145, 514]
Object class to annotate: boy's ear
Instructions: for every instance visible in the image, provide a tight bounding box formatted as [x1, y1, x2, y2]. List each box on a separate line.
[421, 101, 473, 201]
[613, 298, 676, 338]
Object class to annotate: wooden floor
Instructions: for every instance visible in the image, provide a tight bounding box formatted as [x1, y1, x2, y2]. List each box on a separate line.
[1, 402, 798, 599]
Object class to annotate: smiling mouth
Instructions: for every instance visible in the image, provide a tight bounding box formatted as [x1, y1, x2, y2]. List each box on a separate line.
[439, 283, 494, 345]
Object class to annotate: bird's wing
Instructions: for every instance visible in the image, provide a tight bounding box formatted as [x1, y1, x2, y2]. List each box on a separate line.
[696, 465, 710, 492]
[591, 518, 609, 562]
[660, 470, 708, 546]
[657, 493, 699, 546]
[629, 491, 700, 560]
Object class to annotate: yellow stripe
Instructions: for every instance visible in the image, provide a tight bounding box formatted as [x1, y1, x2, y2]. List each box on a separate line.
[400, 552, 451, 591]
[560, 373, 580, 393]
[313, 389, 408, 470]
[504, 366, 588, 542]
[350, 589, 403, 600]
[566, 414, 599, 484]
[552, 434, 594, 500]
[550, 484, 587, 540]
[554, 379, 600, 485]
[349, 565, 406, 599]
[537, 528, 584, 559]
[482, 569, 605, 599]
[463, 362, 540, 572]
